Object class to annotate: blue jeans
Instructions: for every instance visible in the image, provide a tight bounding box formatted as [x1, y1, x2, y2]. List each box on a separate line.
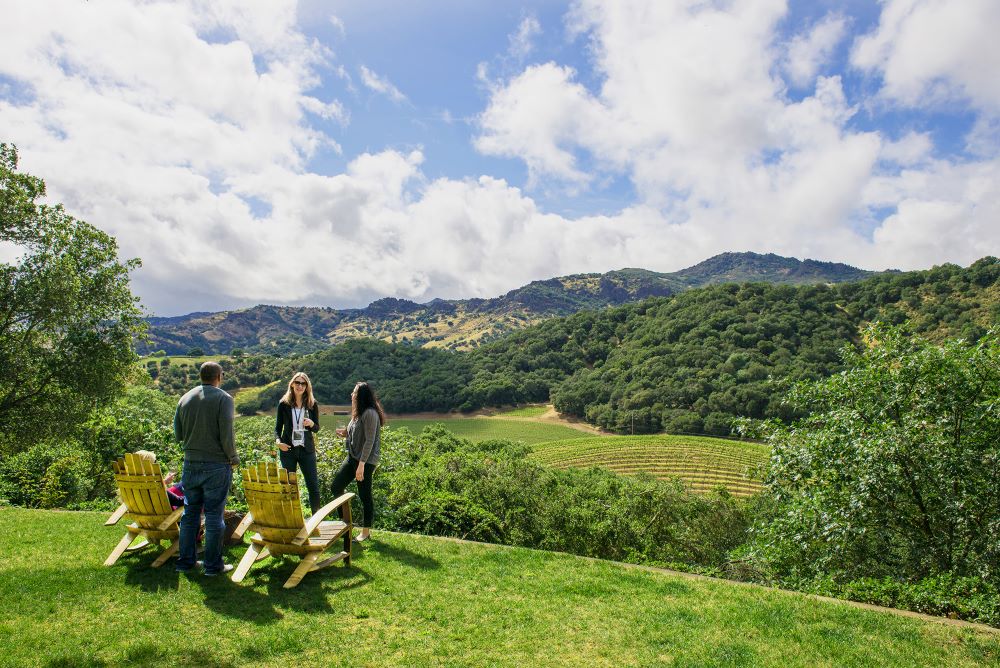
[176, 461, 233, 574]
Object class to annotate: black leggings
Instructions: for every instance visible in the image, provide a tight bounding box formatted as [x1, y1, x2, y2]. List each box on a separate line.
[278, 447, 321, 514]
[331, 457, 377, 528]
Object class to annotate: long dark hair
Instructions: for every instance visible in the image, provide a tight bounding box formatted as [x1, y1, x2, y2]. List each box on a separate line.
[351, 381, 386, 425]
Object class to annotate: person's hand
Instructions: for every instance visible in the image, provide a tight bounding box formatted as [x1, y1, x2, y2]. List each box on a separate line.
[163, 472, 176, 485]
[303, 417, 314, 428]
[276, 439, 290, 452]
[355, 462, 365, 482]
[335, 427, 347, 438]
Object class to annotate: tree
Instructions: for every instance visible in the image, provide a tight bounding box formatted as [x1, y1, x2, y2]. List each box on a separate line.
[748, 324, 1000, 582]
[0, 144, 145, 453]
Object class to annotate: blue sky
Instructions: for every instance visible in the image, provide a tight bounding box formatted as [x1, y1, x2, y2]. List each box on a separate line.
[1, 0, 998, 315]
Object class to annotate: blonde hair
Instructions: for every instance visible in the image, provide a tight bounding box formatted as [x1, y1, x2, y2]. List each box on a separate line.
[280, 372, 316, 408]
[134, 450, 156, 462]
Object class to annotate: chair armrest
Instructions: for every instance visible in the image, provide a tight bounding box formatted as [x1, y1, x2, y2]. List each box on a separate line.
[157, 507, 184, 531]
[231, 512, 254, 540]
[105, 503, 128, 526]
[292, 493, 354, 545]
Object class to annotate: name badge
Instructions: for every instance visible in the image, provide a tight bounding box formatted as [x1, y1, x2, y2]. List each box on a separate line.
[292, 429, 305, 446]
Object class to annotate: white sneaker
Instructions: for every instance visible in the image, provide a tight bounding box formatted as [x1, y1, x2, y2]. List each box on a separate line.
[203, 563, 234, 576]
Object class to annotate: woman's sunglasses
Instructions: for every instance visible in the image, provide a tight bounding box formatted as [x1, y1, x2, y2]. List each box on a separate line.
[292, 380, 307, 386]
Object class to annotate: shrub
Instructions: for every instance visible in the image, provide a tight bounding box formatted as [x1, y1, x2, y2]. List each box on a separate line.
[0, 441, 93, 508]
[381, 425, 751, 569]
[803, 574, 1000, 627]
[234, 381, 283, 416]
[745, 325, 1000, 583]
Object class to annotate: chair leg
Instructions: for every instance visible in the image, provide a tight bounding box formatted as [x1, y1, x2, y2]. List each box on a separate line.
[231, 514, 253, 541]
[151, 539, 179, 567]
[284, 552, 320, 589]
[343, 528, 351, 567]
[124, 539, 153, 553]
[232, 543, 264, 583]
[104, 532, 137, 566]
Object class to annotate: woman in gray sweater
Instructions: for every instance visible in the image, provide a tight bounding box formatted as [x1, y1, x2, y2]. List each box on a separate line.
[333, 381, 386, 542]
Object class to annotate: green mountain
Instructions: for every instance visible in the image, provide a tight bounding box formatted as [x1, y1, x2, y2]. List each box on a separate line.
[148, 258, 999, 438]
[141, 252, 878, 355]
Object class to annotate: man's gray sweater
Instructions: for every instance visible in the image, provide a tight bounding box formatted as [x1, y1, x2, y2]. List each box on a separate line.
[174, 384, 239, 465]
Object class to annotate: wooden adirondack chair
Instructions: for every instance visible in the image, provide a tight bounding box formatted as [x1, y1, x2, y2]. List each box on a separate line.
[104, 453, 183, 567]
[232, 463, 354, 588]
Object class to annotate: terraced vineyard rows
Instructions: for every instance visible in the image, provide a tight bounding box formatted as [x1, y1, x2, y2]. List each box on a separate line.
[531, 435, 770, 497]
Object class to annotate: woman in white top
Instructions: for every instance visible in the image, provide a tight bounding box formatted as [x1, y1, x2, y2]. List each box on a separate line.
[333, 381, 385, 542]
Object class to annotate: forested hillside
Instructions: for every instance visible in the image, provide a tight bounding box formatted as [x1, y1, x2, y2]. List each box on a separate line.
[140, 252, 875, 355]
[155, 258, 999, 436]
[464, 258, 999, 434]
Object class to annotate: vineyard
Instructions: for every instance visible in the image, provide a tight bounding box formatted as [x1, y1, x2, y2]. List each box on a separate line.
[531, 435, 770, 497]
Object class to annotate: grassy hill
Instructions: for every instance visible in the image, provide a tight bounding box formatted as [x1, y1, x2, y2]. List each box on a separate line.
[140, 252, 876, 355]
[531, 435, 769, 497]
[1, 507, 997, 667]
[387, 417, 593, 446]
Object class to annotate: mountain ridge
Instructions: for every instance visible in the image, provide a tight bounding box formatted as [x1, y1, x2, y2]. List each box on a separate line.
[139, 252, 884, 355]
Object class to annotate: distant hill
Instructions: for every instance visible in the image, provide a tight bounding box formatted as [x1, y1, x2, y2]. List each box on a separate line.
[139, 252, 879, 355]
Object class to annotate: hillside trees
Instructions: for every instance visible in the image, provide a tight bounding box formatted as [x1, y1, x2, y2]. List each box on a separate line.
[748, 325, 1000, 583]
[462, 263, 1000, 434]
[299, 338, 474, 412]
[0, 144, 144, 454]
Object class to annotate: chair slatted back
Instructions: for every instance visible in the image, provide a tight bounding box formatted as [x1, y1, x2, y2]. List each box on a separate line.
[112, 454, 174, 530]
[243, 463, 305, 544]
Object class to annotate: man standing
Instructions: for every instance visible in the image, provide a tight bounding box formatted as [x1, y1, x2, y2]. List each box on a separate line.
[173, 360, 239, 575]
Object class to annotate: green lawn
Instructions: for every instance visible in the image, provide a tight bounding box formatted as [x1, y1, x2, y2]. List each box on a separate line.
[0, 508, 997, 667]
[493, 405, 550, 417]
[386, 417, 591, 446]
[140, 354, 232, 366]
[531, 435, 770, 497]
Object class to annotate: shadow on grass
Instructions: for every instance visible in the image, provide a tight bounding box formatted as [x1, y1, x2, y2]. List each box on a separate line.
[367, 537, 441, 571]
[122, 552, 180, 593]
[46, 645, 242, 668]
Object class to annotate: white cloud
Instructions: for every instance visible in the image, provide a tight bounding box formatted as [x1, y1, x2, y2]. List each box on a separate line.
[852, 0, 1000, 113]
[358, 65, 407, 104]
[1, 0, 998, 317]
[783, 13, 848, 88]
[475, 63, 604, 187]
[509, 15, 542, 60]
[880, 131, 933, 166]
[329, 14, 346, 36]
[475, 0, 1000, 273]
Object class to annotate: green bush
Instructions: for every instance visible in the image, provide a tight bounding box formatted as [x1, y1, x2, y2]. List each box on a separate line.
[38, 453, 92, 509]
[234, 381, 283, 416]
[0, 385, 179, 508]
[0, 441, 93, 508]
[746, 325, 1000, 584]
[381, 425, 751, 569]
[803, 574, 1000, 627]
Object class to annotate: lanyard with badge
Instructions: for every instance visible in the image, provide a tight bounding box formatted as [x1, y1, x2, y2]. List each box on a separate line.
[292, 406, 306, 447]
